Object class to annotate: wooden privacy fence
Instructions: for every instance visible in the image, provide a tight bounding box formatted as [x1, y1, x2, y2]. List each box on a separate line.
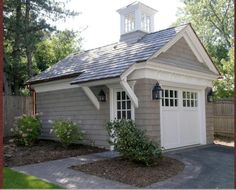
[4, 95, 33, 137]
[212, 99, 234, 138]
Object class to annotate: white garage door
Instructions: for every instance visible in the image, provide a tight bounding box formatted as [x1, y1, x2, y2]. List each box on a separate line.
[161, 88, 200, 149]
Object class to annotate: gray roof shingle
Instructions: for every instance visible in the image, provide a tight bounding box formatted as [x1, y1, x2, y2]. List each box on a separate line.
[28, 24, 188, 84]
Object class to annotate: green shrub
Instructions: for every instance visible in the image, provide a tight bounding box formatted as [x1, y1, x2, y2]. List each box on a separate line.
[12, 114, 42, 146]
[107, 119, 162, 166]
[52, 120, 83, 147]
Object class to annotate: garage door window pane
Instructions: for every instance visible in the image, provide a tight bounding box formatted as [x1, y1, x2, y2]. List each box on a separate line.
[182, 91, 198, 108]
[162, 89, 178, 107]
[170, 99, 174, 107]
[165, 90, 169, 97]
[175, 91, 178, 98]
[183, 100, 186, 107]
[165, 99, 169, 106]
[175, 99, 178, 106]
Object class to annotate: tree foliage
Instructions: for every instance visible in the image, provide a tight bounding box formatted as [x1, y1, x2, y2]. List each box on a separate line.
[34, 30, 82, 72]
[4, 0, 80, 95]
[174, 0, 234, 98]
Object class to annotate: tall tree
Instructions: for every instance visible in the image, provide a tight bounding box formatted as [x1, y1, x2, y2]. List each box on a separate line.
[174, 0, 234, 99]
[34, 30, 82, 72]
[4, 0, 79, 95]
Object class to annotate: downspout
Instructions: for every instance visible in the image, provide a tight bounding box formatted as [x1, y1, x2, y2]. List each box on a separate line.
[28, 85, 36, 115]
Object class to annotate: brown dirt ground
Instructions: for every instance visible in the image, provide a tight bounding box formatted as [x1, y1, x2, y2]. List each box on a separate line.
[4, 139, 106, 167]
[71, 156, 184, 187]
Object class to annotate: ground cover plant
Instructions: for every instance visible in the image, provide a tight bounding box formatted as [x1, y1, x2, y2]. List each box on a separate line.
[3, 167, 62, 189]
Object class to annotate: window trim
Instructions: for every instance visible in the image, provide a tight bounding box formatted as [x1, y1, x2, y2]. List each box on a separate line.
[114, 89, 135, 120]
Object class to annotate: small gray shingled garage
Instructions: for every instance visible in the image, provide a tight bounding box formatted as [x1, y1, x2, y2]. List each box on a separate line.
[28, 2, 219, 150]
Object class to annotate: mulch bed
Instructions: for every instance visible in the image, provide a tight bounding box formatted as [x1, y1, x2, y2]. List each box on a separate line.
[4, 139, 106, 167]
[70, 156, 184, 187]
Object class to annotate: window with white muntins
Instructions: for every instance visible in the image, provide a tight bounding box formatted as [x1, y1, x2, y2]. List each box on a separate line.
[162, 89, 178, 107]
[183, 91, 198, 107]
[116, 91, 132, 120]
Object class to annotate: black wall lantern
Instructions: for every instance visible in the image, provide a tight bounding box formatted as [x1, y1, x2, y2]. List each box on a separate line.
[152, 82, 163, 100]
[207, 89, 214, 102]
[98, 89, 106, 102]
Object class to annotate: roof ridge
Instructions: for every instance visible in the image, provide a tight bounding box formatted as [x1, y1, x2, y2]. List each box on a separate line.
[74, 24, 190, 54]
[145, 23, 189, 36]
[75, 42, 119, 55]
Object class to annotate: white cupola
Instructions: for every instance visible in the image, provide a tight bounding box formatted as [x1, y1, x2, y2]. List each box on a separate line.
[117, 1, 157, 43]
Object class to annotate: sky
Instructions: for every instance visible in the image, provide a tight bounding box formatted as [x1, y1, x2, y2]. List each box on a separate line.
[56, 0, 184, 50]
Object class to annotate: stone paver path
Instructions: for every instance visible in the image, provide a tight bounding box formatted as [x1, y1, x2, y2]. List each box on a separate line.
[12, 145, 233, 189]
[13, 151, 133, 189]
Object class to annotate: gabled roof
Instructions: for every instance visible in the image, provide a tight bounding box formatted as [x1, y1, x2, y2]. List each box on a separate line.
[28, 24, 217, 85]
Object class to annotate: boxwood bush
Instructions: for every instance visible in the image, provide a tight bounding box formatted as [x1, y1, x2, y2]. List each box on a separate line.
[107, 119, 162, 166]
[52, 120, 83, 147]
[12, 114, 42, 146]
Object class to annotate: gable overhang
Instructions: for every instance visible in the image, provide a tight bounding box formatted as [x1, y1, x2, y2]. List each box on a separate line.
[149, 24, 220, 76]
[122, 60, 218, 89]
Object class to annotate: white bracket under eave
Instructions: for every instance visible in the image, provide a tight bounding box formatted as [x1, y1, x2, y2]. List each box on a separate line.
[81, 86, 100, 110]
[120, 80, 139, 108]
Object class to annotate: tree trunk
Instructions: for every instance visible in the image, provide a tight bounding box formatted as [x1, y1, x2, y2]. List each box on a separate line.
[26, 49, 33, 77]
[12, 0, 22, 95]
[25, 0, 33, 78]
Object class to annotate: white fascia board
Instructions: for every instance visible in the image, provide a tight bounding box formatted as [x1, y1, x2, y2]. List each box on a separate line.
[120, 62, 146, 80]
[126, 61, 217, 88]
[129, 67, 213, 88]
[78, 78, 120, 87]
[120, 80, 139, 108]
[147, 61, 218, 80]
[32, 78, 77, 93]
[81, 86, 100, 110]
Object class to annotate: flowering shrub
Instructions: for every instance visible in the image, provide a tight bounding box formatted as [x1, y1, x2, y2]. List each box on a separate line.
[52, 120, 83, 147]
[107, 119, 162, 166]
[12, 114, 42, 146]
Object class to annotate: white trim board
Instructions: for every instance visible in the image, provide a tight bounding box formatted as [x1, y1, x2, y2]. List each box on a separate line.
[81, 86, 100, 110]
[124, 62, 216, 88]
[31, 78, 77, 93]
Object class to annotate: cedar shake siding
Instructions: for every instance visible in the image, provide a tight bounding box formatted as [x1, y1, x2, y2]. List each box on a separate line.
[36, 86, 110, 148]
[155, 37, 212, 74]
[134, 78, 161, 143]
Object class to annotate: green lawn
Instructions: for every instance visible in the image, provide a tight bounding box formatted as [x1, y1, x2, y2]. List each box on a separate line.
[4, 168, 62, 189]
